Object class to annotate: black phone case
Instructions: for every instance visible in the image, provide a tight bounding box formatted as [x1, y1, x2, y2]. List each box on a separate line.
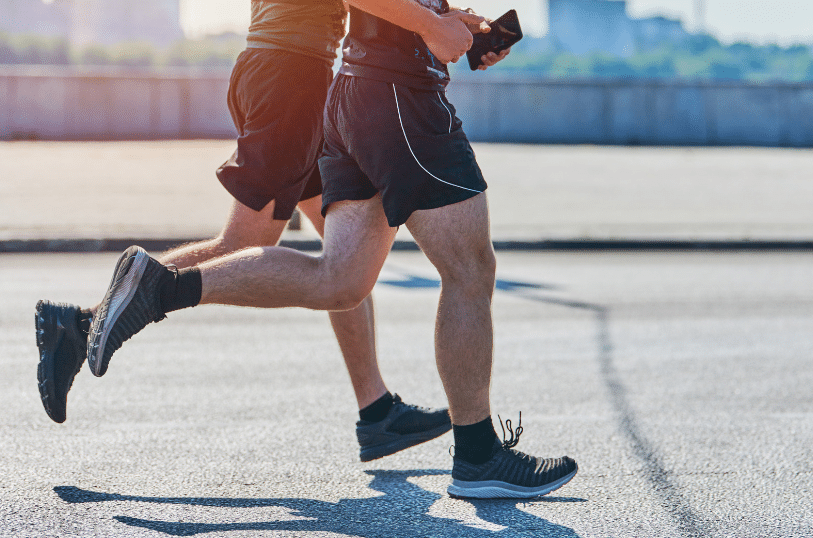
[466, 9, 523, 70]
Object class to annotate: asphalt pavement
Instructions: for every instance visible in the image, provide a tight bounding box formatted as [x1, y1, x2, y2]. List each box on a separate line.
[1, 142, 812, 537]
[1, 251, 811, 537]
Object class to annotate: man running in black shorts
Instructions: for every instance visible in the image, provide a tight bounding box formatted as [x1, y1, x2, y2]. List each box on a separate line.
[34, 0, 453, 464]
[74, 0, 579, 499]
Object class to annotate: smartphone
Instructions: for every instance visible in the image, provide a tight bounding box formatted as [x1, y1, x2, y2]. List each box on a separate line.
[466, 9, 523, 70]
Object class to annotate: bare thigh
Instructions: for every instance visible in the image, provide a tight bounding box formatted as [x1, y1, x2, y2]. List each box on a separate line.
[405, 193, 495, 279]
[219, 198, 288, 248]
[297, 195, 327, 237]
[318, 195, 398, 306]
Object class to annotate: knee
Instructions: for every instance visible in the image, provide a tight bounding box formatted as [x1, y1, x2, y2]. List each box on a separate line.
[317, 267, 376, 311]
[474, 246, 497, 291]
[329, 284, 370, 311]
[185, 236, 244, 261]
[213, 233, 257, 256]
[437, 244, 496, 293]
[196, 234, 249, 260]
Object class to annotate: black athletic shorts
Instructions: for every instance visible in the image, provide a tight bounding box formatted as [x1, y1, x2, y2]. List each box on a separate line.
[216, 48, 331, 220]
[319, 74, 487, 227]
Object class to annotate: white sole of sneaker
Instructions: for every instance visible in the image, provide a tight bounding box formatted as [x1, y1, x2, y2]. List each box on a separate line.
[88, 248, 148, 376]
[447, 467, 578, 499]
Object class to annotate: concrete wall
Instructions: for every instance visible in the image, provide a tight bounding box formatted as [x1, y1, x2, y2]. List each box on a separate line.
[448, 74, 813, 147]
[0, 66, 233, 140]
[1, 67, 812, 146]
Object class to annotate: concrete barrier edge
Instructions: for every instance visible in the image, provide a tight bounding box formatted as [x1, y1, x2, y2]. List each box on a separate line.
[2, 238, 813, 253]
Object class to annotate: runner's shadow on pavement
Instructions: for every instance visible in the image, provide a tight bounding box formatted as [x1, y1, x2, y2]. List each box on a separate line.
[55, 470, 585, 537]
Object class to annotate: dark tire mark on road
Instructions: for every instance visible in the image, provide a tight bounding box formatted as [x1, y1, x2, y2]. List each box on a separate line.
[381, 265, 714, 537]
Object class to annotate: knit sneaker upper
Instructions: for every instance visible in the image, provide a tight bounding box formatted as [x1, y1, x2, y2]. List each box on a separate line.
[452, 438, 577, 488]
[87, 246, 168, 377]
[449, 414, 578, 498]
[35, 300, 88, 423]
[356, 394, 451, 461]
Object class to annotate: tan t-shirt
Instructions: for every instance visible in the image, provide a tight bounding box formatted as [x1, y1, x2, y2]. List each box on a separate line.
[246, 0, 347, 63]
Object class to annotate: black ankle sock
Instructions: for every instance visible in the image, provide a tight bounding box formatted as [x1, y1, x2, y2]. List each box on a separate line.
[159, 267, 202, 314]
[77, 308, 93, 334]
[453, 417, 499, 465]
[359, 391, 394, 422]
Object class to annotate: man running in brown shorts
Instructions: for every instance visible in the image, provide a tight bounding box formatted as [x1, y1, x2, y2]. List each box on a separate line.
[61, 0, 579, 498]
[34, 0, 453, 464]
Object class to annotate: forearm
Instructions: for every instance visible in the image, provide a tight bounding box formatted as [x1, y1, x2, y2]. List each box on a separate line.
[346, 0, 439, 36]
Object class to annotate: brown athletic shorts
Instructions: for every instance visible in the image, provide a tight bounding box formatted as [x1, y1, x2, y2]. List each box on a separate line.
[216, 48, 332, 220]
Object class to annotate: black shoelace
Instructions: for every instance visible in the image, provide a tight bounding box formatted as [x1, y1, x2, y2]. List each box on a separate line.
[498, 412, 523, 449]
[448, 412, 525, 459]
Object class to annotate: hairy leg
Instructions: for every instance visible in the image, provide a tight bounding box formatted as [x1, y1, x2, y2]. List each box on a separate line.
[157, 199, 286, 267]
[198, 194, 397, 311]
[138, 194, 389, 410]
[87, 199, 285, 315]
[405, 193, 496, 426]
[297, 195, 387, 409]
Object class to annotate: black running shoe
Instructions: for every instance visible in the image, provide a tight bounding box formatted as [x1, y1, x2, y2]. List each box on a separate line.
[87, 246, 168, 377]
[448, 415, 578, 499]
[356, 394, 452, 462]
[35, 300, 87, 423]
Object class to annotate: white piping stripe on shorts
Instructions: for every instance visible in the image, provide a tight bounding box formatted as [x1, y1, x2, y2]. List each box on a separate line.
[392, 84, 482, 194]
[437, 91, 452, 133]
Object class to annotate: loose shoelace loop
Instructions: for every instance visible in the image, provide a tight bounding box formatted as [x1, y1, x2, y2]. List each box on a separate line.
[498, 412, 523, 449]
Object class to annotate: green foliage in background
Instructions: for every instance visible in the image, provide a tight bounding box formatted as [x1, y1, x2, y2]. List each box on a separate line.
[0, 32, 245, 68]
[452, 34, 813, 82]
[2, 30, 812, 81]
[0, 33, 71, 65]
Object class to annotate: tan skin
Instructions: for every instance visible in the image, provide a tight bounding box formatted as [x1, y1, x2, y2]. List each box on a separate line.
[194, 1, 510, 426]
[91, 195, 387, 410]
[197, 192, 497, 427]
[95, 1, 509, 425]
[155, 196, 388, 410]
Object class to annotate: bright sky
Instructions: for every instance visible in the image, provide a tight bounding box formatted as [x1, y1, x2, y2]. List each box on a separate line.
[180, 0, 813, 46]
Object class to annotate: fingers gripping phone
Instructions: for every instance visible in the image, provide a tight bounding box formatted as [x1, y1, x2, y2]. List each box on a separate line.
[466, 9, 523, 70]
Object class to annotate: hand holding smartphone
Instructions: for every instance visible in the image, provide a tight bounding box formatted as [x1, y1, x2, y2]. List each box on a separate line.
[466, 9, 523, 70]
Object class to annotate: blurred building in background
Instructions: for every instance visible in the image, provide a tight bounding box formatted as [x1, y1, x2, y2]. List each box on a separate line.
[632, 16, 690, 50]
[0, 0, 71, 37]
[0, 0, 183, 45]
[548, 0, 690, 56]
[549, 0, 635, 56]
[70, 0, 183, 46]
[1, 0, 811, 146]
